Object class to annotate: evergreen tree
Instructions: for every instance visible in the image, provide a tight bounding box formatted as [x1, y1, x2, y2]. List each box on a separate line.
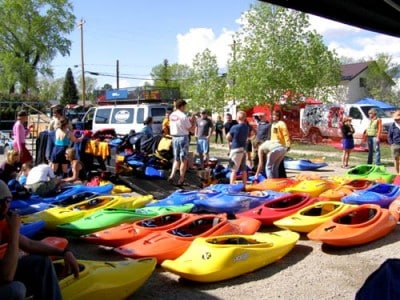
[61, 68, 79, 105]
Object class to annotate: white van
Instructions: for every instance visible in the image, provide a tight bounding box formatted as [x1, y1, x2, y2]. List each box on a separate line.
[79, 103, 172, 135]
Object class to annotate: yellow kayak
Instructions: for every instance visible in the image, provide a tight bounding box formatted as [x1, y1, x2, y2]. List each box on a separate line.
[282, 179, 336, 197]
[23, 193, 153, 230]
[161, 230, 299, 282]
[57, 257, 156, 299]
[273, 201, 355, 233]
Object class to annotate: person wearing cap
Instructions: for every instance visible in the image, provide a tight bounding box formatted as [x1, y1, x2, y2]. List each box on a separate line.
[168, 99, 196, 186]
[12, 111, 32, 165]
[0, 180, 79, 299]
[195, 109, 213, 169]
[366, 108, 382, 165]
[388, 110, 400, 174]
[341, 116, 355, 168]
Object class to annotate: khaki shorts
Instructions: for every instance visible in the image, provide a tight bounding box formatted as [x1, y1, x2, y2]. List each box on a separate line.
[229, 147, 246, 172]
[27, 180, 57, 197]
[391, 144, 400, 159]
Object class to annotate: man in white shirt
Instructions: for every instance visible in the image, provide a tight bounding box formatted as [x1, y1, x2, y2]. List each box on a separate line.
[168, 99, 195, 186]
[25, 163, 62, 196]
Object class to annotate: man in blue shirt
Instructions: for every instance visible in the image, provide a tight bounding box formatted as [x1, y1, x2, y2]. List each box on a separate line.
[388, 110, 400, 174]
[226, 111, 249, 184]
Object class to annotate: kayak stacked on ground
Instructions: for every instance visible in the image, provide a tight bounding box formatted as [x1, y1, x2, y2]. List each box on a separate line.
[341, 183, 400, 208]
[20, 220, 46, 238]
[308, 203, 399, 247]
[342, 164, 395, 183]
[82, 212, 194, 247]
[319, 179, 375, 201]
[57, 257, 156, 299]
[146, 189, 221, 207]
[22, 193, 153, 231]
[284, 157, 328, 170]
[236, 193, 318, 225]
[245, 178, 298, 192]
[282, 179, 336, 198]
[114, 213, 261, 263]
[192, 190, 288, 214]
[55, 203, 194, 236]
[274, 201, 356, 233]
[161, 230, 299, 282]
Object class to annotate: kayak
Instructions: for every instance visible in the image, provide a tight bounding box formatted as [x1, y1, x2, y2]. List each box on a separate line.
[308, 204, 398, 246]
[343, 164, 395, 183]
[341, 183, 400, 208]
[23, 194, 153, 231]
[114, 214, 262, 263]
[55, 204, 194, 236]
[161, 230, 299, 282]
[204, 183, 245, 193]
[273, 201, 355, 233]
[245, 178, 298, 192]
[57, 257, 156, 300]
[11, 183, 114, 209]
[193, 190, 288, 214]
[284, 157, 328, 170]
[20, 220, 46, 238]
[12, 191, 101, 216]
[146, 189, 221, 207]
[282, 179, 335, 197]
[82, 212, 194, 247]
[236, 193, 317, 225]
[319, 179, 375, 201]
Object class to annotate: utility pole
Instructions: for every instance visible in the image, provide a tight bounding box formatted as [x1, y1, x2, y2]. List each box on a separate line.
[116, 59, 120, 89]
[78, 19, 86, 107]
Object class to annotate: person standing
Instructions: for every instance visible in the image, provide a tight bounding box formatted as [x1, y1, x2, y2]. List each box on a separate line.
[12, 111, 32, 165]
[195, 109, 213, 169]
[226, 111, 249, 185]
[254, 140, 287, 179]
[141, 116, 153, 138]
[223, 113, 238, 155]
[366, 108, 382, 165]
[388, 110, 400, 174]
[214, 115, 224, 144]
[341, 116, 355, 168]
[162, 109, 172, 136]
[253, 113, 271, 170]
[168, 99, 195, 186]
[270, 110, 291, 178]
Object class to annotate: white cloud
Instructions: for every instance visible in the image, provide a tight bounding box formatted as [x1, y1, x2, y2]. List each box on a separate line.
[177, 27, 235, 68]
[308, 15, 361, 36]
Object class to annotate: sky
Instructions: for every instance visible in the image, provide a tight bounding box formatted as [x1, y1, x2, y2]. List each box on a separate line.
[51, 0, 400, 89]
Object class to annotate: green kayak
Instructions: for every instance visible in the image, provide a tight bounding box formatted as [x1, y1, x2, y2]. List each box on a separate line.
[343, 164, 395, 183]
[56, 204, 194, 236]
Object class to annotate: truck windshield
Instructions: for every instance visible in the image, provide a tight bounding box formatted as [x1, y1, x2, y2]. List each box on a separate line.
[360, 106, 387, 118]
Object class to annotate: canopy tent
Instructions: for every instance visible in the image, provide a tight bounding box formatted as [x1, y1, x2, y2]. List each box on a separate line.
[355, 98, 397, 111]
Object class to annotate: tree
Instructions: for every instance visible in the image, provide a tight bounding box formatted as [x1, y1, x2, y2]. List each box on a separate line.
[0, 0, 75, 93]
[228, 3, 341, 109]
[37, 77, 64, 101]
[60, 68, 79, 105]
[77, 75, 98, 104]
[185, 49, 226, 113]
[365, 53, 399, 103]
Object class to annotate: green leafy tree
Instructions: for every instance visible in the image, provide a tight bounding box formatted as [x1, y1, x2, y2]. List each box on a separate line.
[228, 3, 341, 109]
[365, 53, 398, 103]
[0, 0, 75, 93]
[61, 68, 79, 105]
[37, 77, 64, 101]
[185, 49, 226, 113]
[77, 75, 98, 104]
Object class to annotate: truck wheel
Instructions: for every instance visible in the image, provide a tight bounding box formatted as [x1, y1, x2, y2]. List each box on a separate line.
[309, 130, 322, 145]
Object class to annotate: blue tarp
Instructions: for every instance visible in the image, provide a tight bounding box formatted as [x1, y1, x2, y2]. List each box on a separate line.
[355, 98, 396, 111]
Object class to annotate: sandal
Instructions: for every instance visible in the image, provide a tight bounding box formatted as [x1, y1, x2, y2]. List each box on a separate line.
[176, 178, 186, 187]
[167, 177, 174, 184]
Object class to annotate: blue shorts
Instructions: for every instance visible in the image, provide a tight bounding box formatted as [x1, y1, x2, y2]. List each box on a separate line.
[196, 138, 210, 154]
[172, 136, 189, 161]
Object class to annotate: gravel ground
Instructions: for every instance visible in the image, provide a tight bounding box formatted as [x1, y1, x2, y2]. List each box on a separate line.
[66, 161, 400, 300]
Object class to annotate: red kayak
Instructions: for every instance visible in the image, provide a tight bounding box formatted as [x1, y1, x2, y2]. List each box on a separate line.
[114, 213, 261, 263]
[236, 193, 318, 225]
[82, 213, 192, 247]
[308, 204, 398, 247]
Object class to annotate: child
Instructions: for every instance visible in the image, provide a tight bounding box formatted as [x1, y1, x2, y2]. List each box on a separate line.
[18, 162, 33, 186]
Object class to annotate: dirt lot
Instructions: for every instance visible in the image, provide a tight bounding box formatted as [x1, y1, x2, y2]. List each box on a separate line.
[65, 159, 400, 300]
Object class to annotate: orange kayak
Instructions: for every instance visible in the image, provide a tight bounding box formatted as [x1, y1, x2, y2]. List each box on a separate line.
[245, 178, 298, 192]
[81, 213, 193, 247]
[236, 193, 317, 225]
[307, 204, 398, 247]
[319, 179, 375, 201]
[114, 213, 261, 263]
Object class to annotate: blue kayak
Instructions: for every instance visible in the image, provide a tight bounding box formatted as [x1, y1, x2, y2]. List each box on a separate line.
[11, 184, 114, 208]
[147, 189, 221, 207]
[20, 220, 45, 238]
[341, 183, 400, 208]
[204, 183, 244, 193]
[284, 157, 327, 170]
[193, 190, 288, 214]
